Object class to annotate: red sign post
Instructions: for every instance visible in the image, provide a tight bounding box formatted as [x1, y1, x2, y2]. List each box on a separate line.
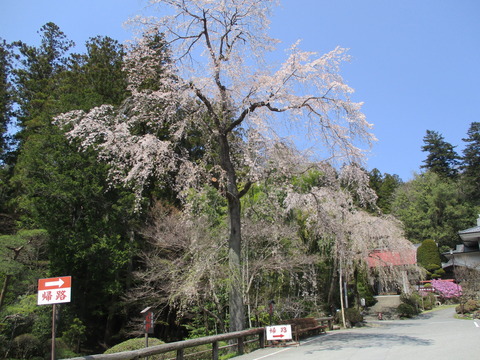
[143, 311, 154, 334]
[38, 276, 72, 305]
[37, 276, 72, 360]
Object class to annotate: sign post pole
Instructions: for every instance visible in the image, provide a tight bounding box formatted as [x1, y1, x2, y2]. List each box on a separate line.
[140, 307, 153, 360]
[51, 303, 56, 360]
[37, 276, 72, 360]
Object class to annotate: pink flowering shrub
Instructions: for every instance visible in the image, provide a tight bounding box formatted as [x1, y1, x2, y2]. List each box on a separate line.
[431, 279, 462, 299]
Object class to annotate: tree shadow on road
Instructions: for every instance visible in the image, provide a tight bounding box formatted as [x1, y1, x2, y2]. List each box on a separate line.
[304, 331, 432, 354]
[364, 311, 436, 328]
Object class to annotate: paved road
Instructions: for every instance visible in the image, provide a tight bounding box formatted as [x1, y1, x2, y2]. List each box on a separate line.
[235, 308, 479, 360]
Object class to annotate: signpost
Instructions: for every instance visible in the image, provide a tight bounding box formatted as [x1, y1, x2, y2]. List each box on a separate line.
[141, 307, 154, 347]
[38, 276, 72, 305]
[38, 276, 72, 360]
[265, 325, 292, 341]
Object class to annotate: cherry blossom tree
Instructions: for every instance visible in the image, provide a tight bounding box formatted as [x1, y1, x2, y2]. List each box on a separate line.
[56, 0, 376, 331]
[283, 164, 423, 325]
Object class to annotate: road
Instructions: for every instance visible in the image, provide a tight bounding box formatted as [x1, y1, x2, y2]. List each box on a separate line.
[235, 308, 479, 360]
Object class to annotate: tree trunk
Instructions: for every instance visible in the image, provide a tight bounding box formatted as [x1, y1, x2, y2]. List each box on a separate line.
[338, 265, 346, 328]
[218, 133, 245, 332]
[103, 301, 116, 346]
[227, 194, 244, 332]
[0, 274, 12, 309]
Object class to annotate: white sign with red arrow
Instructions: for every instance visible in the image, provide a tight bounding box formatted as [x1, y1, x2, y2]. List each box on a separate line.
[37, 276, 72, 305]
[266, 325, 292, 341]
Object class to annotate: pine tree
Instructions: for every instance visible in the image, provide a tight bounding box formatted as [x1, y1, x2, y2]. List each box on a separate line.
[461, 122, 480, 202]
[57, 36, 128, 111]
[0, 39, 13, 161]
[421, 130, 459, 178]
[11, 24, 135, 346]
[12, 22, 74, 141]
[0, 40, 16, 234]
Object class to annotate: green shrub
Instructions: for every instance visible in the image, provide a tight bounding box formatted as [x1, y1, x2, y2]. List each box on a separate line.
[420, 293, 436, 310]
[355, 272, 377, 307]
[344, 308, 363, 324]
[397, 303, 418, 318]
[61, 317, 87, 352]
[455, 304, 464, 314]
[425, 263, 440, 272]
[400, 292, 421, 309]
[12, 333, 42, 359]
[52, 337, 80, 359]
[417, 240, 443, 278]
[456, 300, 479, 314]
[105, 338, 165, 360]
[417, 240, 441, 267]
[398, 292, 422, 317]
[463, 300, 479, 313]
[56, 347, 80, 360]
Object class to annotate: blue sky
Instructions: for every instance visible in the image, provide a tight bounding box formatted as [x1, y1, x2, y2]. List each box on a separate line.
[1, 0, 479, 181]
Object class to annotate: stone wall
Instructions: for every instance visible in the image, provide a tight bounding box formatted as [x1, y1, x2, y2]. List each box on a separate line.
[369, 295, 401, 315]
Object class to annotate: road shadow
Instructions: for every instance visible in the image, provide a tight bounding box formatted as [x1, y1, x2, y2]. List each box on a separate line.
[303, 331, 432, 354]
[363, 311, 437, 328]
[415, 312, 436, 320]
[365, 321, 417, 328]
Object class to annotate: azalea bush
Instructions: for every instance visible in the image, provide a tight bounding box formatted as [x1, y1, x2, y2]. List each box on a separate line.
[431, 279, 462, 299]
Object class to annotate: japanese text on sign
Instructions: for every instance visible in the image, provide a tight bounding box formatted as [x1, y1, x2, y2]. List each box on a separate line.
[143, 311, 154, 334]
[37, 276, 71, 305]
[266, 325, 292, 341]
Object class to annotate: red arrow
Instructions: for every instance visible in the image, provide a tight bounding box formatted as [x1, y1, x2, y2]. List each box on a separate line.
[272, 334, 285, 338]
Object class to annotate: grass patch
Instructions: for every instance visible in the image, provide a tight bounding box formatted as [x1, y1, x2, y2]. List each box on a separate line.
[454, 313, 475, 320]
[421, 304, 457, 314]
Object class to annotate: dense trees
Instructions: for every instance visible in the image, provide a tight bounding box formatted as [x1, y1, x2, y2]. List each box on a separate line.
[125, 167, 417, 334]
[368, 168, 402, 214]
[393, 127, 480, 250]
[0, 23, 140, 353]
[392, 171, 475, 248]
[0, 4, 478, 359]
[461, 122, 480, 201]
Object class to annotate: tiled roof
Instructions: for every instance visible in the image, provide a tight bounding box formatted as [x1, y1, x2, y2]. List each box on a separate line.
[367, 249, 416, 267]
[458, 225, 480, 234]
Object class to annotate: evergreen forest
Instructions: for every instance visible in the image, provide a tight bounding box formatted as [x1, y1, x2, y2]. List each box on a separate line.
[1, 15, 479, 360]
